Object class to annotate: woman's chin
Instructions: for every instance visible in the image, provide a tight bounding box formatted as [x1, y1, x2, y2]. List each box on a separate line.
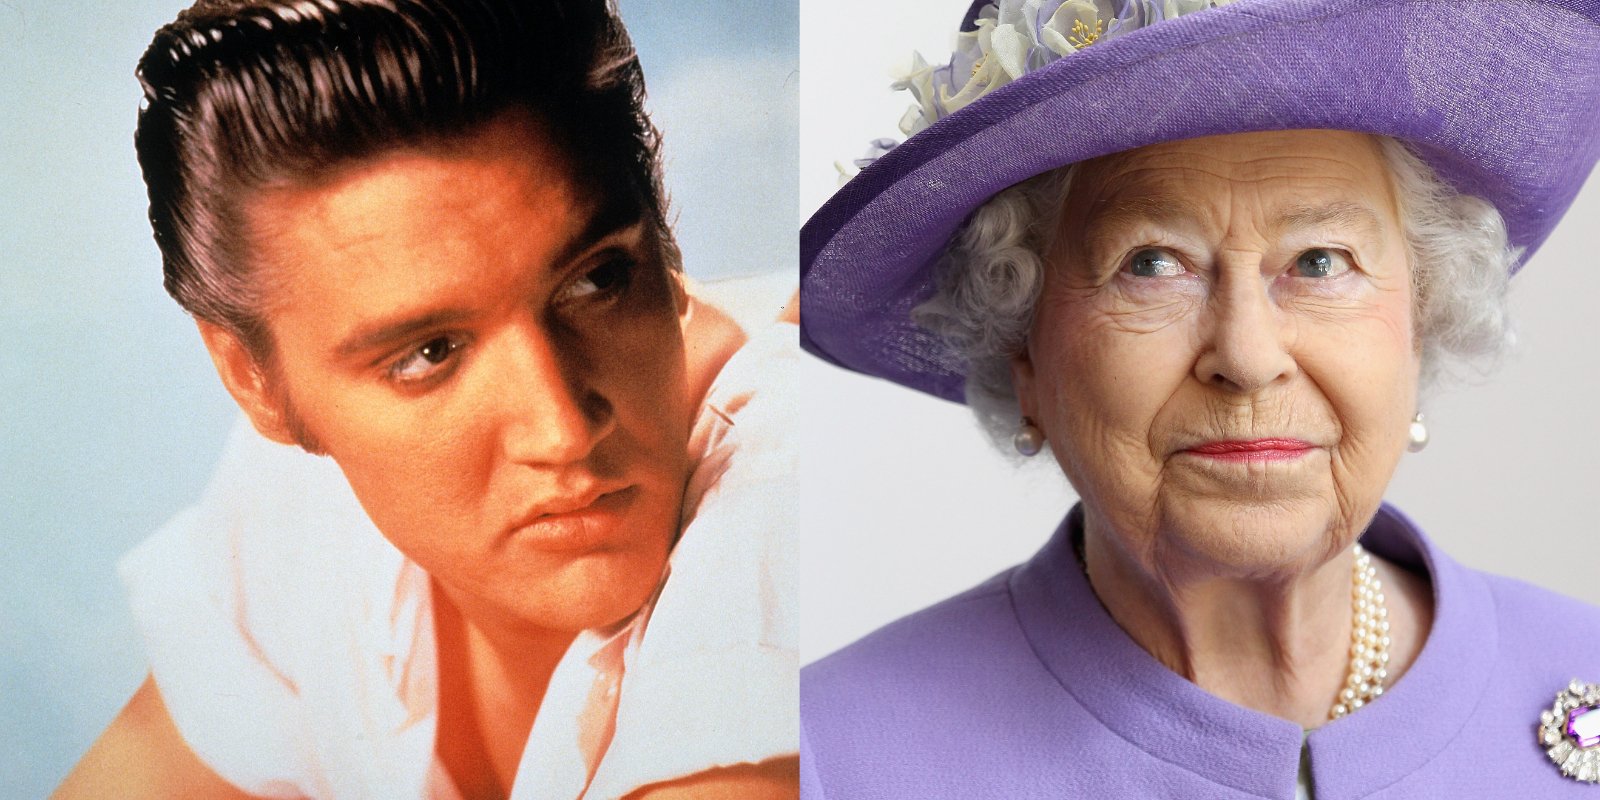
[1153, 495, 1352, 576]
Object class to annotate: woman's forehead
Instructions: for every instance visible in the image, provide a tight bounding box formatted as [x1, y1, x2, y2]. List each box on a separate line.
[1065, 130, 1400, 232]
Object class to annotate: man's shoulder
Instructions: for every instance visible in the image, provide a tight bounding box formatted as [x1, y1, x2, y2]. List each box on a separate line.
[120, 417, 412, 687]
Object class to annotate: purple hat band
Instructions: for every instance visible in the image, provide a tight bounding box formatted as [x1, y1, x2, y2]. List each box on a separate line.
[801, 0, 1600, 404]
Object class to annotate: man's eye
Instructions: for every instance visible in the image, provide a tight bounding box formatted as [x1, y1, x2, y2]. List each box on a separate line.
[1125, 247, 1185, 277]
[563, 255, 637, 300]
[388, 335, 461, 382]
[1293, 248, 1353, 278]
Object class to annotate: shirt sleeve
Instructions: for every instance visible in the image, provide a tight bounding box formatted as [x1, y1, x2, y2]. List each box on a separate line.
[123, 417, 462, 800]
[584, 319, 800, 799]
[119, 421, 336, 798]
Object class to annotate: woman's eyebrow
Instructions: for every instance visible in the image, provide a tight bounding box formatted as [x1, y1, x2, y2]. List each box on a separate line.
[1273, 201, 1385, 239]
[1082, 194, 1211, 232]
[1080, 196, 1385, 242]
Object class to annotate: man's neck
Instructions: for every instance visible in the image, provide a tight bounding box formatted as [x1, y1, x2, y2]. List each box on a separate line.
[431, 581, 577, 800]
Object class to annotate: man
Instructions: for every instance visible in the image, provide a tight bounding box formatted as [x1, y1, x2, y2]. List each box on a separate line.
[55, 1, 796, 797]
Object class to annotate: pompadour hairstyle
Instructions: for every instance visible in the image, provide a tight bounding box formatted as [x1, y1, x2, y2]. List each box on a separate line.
[135, 0, 674, 356]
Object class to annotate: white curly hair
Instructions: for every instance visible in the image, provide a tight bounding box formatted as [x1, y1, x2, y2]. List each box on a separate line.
[911, 136, 1518, 449]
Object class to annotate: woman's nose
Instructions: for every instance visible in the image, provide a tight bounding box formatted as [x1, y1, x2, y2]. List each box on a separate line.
[495, 324, 614, 466]
[1193, 269, 1296, 394]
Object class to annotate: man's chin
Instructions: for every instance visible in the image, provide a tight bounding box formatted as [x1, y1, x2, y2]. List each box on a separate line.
[506, 552, 670, 633]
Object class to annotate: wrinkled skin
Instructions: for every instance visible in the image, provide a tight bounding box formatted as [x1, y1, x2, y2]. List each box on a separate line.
[1012, 130, 1431, 725]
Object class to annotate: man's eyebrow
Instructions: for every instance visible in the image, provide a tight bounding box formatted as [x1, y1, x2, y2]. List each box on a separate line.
[548, 194, 648, 271]
[335, 308, 477, 361]
[1273, 201, 1385, 238]
[331, 196, 648, 362]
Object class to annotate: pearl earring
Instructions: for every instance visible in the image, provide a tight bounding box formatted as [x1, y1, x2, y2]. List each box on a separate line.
[1407, 412, 1429, 453]
[1014, 417, 1045, 457]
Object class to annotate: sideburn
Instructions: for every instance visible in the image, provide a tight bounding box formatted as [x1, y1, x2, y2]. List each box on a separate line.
[254, 350, 328, 456]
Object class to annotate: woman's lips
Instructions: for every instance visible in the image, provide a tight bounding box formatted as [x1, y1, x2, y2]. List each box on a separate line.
[1183, 438, 1316, 462]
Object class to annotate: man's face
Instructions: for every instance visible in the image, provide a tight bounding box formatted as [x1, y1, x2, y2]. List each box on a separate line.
[240, 112, 693, 635]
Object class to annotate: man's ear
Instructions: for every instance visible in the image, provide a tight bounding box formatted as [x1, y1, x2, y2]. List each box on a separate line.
[670, 268, 690, 320]
[194, 319, 299, 447]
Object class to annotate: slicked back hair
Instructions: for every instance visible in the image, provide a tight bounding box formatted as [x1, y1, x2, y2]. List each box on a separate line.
[136, 0, 675, 357]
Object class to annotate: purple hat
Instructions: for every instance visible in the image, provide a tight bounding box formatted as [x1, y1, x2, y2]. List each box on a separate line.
[800, 0, 1600, 404]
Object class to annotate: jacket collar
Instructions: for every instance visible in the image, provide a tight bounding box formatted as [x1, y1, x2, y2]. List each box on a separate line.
[1008, 503, 1495, 796]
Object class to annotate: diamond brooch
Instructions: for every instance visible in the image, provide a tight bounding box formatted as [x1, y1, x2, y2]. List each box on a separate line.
[1541, 679, 1600, 782]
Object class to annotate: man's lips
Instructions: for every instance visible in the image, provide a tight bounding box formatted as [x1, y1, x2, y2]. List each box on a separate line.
[1183, 438, 1316, 461]
[507, 485, 637, 551]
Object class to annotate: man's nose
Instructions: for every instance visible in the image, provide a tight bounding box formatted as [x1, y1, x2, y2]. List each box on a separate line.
[494, 323, 614, 466]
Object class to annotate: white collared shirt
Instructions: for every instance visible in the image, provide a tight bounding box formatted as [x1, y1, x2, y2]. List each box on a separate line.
[121, 276, 798, 799]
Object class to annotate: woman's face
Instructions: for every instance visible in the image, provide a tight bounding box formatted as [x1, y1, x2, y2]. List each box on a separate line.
[1013, 130, 1419, 578]
[234, 113, 693, 634]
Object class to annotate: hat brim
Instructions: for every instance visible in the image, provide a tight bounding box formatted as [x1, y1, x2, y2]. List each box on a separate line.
[800, 0, 1600, 403]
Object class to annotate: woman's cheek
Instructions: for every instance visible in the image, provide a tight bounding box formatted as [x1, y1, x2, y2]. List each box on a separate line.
[1037, 303, 1193, 501]
[1099, 273, 1207, 333]
[1299, 335, 1417, 516]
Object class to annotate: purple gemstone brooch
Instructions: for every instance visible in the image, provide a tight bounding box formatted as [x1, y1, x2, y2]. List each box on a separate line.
[1541, 679, 1600, 782]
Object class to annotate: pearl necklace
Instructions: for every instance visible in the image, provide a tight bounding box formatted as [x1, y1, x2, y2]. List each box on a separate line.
[1329, 544, 1391, 720]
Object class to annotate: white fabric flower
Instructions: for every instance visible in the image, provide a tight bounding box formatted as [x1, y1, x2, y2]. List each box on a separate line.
[856, 0, 1233, 173]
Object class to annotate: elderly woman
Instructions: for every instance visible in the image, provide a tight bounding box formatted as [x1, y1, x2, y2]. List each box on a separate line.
[53, 1, 796, 798]
[800, 0, 1600, 796]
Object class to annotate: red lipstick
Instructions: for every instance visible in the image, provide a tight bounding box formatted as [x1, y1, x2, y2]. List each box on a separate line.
[1184, 438, 1315, 462]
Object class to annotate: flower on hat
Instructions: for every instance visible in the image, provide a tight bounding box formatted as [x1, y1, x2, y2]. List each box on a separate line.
[902, 0, 1237, 135]
[837, 0, 1233, 183]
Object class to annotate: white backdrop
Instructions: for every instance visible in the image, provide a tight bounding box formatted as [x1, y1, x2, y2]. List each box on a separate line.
[798, 0, 1600, 663]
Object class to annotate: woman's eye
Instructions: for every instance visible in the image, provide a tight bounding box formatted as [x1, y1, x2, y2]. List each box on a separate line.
[388, 335, 461, 382]
[562, 254, 637, 300]
[1125, 247, 1185, 278]
[1293, 248, 1353, 278]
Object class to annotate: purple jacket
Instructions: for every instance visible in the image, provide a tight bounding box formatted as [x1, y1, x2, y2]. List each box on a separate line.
[801, 504, 1600, 798]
